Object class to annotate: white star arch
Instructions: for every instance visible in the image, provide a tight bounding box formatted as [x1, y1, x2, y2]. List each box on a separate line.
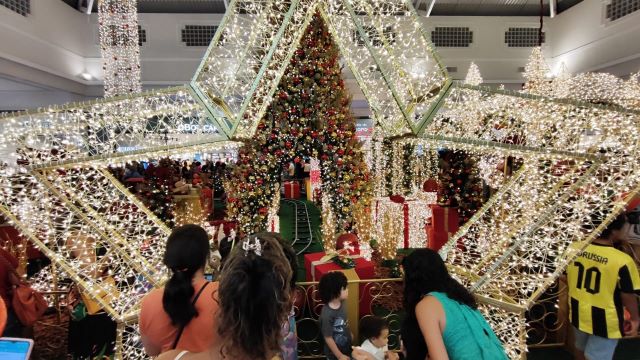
[0, 1, 638, 358]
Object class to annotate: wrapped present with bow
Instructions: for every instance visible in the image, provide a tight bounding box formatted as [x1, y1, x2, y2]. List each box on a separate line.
[304, 251, 375, 317]
[373, 196, 434, 249]
[426, 205, 459, 251]
[283, 181, 300, 199]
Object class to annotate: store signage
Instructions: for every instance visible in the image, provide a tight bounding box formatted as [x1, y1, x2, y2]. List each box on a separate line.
[355, 118, 374, 138]
[176, 124, 219, 133]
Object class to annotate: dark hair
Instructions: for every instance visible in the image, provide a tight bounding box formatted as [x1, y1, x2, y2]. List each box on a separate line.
[162, 224, 210, 328]
[401, 249, 476, 359]
[266, 232, 298, 289]
[592, 213, 627, 239]
[217, 232, 292, 359]
[402, 248, 476, 310]
[360, 316, 388, 341]
[318, 271, 348, 303]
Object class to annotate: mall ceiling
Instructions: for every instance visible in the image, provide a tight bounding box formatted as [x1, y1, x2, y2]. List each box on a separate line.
[62, 0, 583, 16]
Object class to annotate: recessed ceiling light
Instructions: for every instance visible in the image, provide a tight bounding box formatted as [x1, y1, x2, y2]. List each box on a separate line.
[80, 72, 93, 81]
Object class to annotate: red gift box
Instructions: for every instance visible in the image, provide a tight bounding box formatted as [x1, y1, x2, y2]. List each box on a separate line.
[426, 225, 449, 252]
[303, 252, 376, 316]
[374, 198, 431, 249]
[429, 205, 459, 233]
[209, 220, 237, 239]
[284, 181, 300, 199]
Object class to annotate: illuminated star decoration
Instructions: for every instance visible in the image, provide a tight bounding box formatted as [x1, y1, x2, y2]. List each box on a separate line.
[0, 1, 638, 359]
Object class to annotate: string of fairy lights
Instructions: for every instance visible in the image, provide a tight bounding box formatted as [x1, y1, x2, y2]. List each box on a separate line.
[0, 0, 638, 358]
[98, 0, 142, 97]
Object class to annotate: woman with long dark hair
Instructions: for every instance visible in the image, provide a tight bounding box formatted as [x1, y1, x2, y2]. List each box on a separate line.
[140, 224, 219, 356]
[157, 232, 294, 360]
[401, 249, 507, 360]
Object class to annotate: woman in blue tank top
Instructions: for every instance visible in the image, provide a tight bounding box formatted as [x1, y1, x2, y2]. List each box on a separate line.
[400, 249, 508, 360]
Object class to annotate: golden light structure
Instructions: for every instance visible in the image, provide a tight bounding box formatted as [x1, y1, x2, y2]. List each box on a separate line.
[0, 2, 637, 359]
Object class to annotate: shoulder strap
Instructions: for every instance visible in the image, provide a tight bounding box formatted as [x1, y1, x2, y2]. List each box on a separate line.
[171, 282, 210, 350]
[174, 350, 190, 360]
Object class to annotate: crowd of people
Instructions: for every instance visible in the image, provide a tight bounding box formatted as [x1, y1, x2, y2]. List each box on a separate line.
[137, 224, 509, 360]
[110, 158, 231, 223]
[0, 172, 639, 360]
[116, 158, 229, 197]
[135, 199, 640, 360]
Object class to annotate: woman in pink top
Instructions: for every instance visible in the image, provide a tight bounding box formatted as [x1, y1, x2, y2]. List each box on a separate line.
[139, 224, 220, 356]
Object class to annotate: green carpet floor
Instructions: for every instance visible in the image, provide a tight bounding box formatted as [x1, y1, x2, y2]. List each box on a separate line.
[278, 199, 324, 282]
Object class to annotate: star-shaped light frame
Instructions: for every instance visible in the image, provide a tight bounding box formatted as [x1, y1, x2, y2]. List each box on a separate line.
[0, 1, 638, 358]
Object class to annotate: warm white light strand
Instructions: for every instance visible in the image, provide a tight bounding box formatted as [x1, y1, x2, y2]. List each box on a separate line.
[98, 0, 142, 97]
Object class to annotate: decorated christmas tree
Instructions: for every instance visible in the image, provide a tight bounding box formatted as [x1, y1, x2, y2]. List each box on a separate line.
[145, 181, 175, 228]
[437, 150, 484, 224]
[227, 14, 372, 241]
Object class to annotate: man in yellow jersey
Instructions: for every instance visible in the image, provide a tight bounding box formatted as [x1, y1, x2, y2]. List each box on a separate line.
[567, 213, 640, 360]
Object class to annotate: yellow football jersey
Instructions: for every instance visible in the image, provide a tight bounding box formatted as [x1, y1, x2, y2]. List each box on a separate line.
[567, 241, 640, 338]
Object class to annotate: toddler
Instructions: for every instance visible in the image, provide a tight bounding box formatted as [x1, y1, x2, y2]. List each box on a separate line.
[357, 316, 398, 360]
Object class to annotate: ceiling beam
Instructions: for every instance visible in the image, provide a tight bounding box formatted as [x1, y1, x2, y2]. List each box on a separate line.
[77, 0, 95, 14]
[426, 0, 437, 17]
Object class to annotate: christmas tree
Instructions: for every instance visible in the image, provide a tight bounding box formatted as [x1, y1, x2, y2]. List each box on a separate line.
[437, 150, 484, 224]
[145, 180, 176, 228]
[227, 14, 372, 240]
[464, 62, 483, 86]
[523, 47, 552, 96]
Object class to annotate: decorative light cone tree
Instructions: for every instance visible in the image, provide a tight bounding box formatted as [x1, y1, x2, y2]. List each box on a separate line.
[226, 14, 373, 248]
[465, 62, 483, 87]
[522, 47, 552, 96]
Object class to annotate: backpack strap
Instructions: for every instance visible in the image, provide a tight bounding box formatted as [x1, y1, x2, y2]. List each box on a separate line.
[171, 281, 210, 350]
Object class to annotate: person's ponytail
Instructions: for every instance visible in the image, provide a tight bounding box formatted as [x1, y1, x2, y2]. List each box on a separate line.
[162, 268, 198, 327]
[161, 224, 210, 328]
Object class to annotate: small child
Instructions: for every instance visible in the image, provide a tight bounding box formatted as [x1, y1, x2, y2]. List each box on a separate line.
[319, 271, 352, 360]
[357, 316, 399, 360]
